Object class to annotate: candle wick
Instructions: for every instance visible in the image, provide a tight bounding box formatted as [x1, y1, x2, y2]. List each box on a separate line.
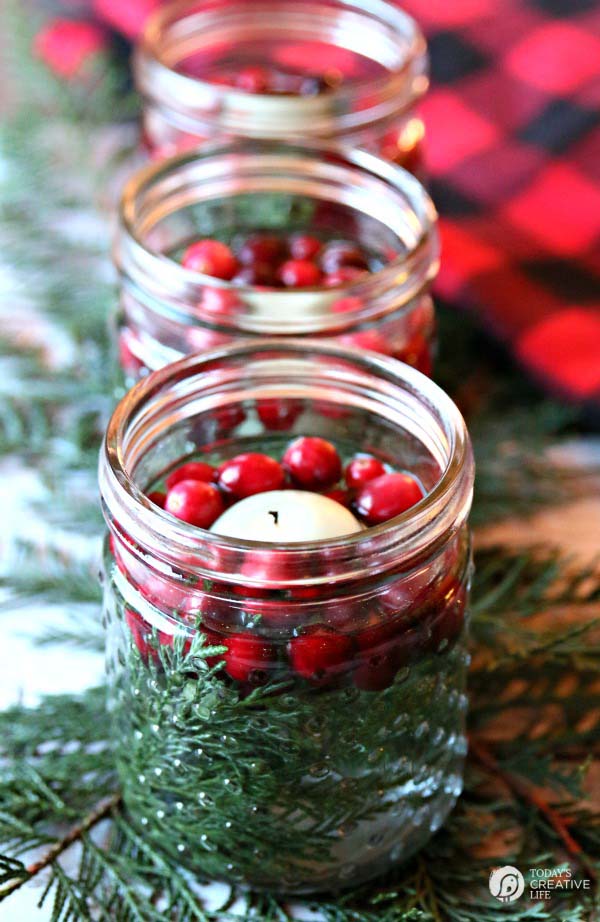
[268, 510, 279, 525]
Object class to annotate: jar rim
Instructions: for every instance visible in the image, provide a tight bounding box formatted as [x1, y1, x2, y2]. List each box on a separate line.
[134, 0, 429, 137]
[100, 340, 473, 586]
[116, 140, 439, 336]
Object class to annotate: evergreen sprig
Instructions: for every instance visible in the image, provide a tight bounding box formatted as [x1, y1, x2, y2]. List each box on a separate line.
[1, 5, 599, 919]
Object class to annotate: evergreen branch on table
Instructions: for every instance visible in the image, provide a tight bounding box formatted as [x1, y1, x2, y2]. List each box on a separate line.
[0, 550, 598, 921]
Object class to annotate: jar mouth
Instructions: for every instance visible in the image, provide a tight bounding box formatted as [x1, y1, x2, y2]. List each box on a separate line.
[135, 0, 428, 137]
[100, 341, 473, 586]
[116, 140, 439, 336]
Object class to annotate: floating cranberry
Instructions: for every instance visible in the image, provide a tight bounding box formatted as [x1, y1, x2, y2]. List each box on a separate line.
[232, 264, 277, 287]
[217, 452, 285, 499]
[289, 234, 321, 260]
[235, 66, 269, 94]
[165, 461, 215, 492]
[165, 479, 224, 528]
[278, 259, 322, 288]
[182, 239, 238, 280]
[282, 436, 342, 490]
[324, 267, 366, 287]
[323, 488, 353, 508]
[199, 287, 242, 317]
[355, 472, 424, 525]
[223, 633, 277, 684]
[257, 398, 304, 431]
[146, 490, 166, 508]
[345, 456, 387, 491]
[238, 234, 287, 267]
[288, 627, 354, 683]
[320, 241, 369, 274]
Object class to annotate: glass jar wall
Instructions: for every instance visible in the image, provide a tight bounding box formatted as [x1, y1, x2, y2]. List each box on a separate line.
[135, 0, 429, 171]
[99, 341, 474, 893]
[114, 141, 439, 387]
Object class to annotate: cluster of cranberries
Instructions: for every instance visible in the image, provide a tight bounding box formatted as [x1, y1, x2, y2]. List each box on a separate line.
[181, 234, 376, 289]
[213, 64, 332, 97]
[147, 436, 424, 531]
[114, 438, 465, 694]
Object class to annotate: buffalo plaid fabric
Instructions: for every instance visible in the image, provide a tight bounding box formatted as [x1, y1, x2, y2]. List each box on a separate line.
[399, 0, 600, 405]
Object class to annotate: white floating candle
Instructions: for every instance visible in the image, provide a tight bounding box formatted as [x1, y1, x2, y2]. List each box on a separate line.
[210, 490, 363, 543]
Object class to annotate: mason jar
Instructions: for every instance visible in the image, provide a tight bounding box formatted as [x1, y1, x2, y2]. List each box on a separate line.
[135, 0, 428, 172]
[114, 141, 439, 387]
[99, 340, 474, 894]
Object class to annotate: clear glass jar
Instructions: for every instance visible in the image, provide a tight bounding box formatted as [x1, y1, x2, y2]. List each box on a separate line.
[114, 141, 439, 387]
[135, 0, 428, 171]
[100, 340, 474, 894]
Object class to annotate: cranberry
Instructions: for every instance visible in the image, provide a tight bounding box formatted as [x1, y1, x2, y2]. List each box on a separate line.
[424, 580, 466, 654]
[217, 452, 285, 499]
[339, 329, 394, 355]
[289, 234, 321, 260]
[238, 234, 287, 267]
[182, 239, 238, 280]
[397, 334, 432, 376]
[354, 619, 422, 691]
[232, 264, 277, 287]
[146, 491, 166, 508]
[355, 472, 424, 526]
[199, 287, 242, 317]
[323, 488, 353, 508]
[288, 627, 354, 683]
[257, 398, 304, 431]
[165, 461, 215, 492]
[278, 259, 322, 288]
[165, 479, 224, 528]
[235, 66, 270, 93]
[282, 436, 342, 490]
[223, 632, 277, 684]
[345, 456, 387, 490]
[330, 295, 364, 314]
[324, 267, 367, 287]
[320, 241, 369, 274]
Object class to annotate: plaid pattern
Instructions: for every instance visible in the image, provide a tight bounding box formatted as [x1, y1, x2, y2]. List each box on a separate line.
[400, 0, 600, 405]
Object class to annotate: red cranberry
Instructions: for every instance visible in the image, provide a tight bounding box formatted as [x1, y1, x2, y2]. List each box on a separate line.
[235, 66, 269, 93]
[238, 234, 287, 267]
[424, 580, 466, 654]
[278, 259, 322, 288]
[232, 264, 277, 287]
[165, 461, 215, 492]
[145, 491, 165, 509]
[339, 329, 394, 355]
[282, 436, 342, 490]
[257, 398, 304, 431]
[223, 633, 277, 684]
[199, 287, 242, 317]
[324, 267, 367, 287]
[331, 295, 364, 314]
[320, 241, 369, 274]
[323, 488, 353, 508]
[217, 452, 285, 499]
[397, 334, 432, 376]
[345, 456, 387, 490]
[182, 240, 238, 280]
[288, 627, 354, 683]
[355, 472, 424, 526]
[289, 234, 321, 260]
[165, 479, 224, 528]
[353, 619, 422, 691]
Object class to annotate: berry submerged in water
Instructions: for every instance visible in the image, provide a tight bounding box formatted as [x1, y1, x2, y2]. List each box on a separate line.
[288, 627, 354, 683]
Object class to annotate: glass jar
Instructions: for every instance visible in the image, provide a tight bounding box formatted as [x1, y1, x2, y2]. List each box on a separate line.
[114, 141, 439, 387]
[100, 340, 474, 894]
[135, 0, 428, 171]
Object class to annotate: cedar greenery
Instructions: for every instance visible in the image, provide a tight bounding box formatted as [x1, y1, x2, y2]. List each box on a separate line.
[0, 6, 599, 919]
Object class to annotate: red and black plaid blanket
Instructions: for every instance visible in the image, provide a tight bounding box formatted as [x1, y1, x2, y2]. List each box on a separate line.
[401, 0, 600, 405]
